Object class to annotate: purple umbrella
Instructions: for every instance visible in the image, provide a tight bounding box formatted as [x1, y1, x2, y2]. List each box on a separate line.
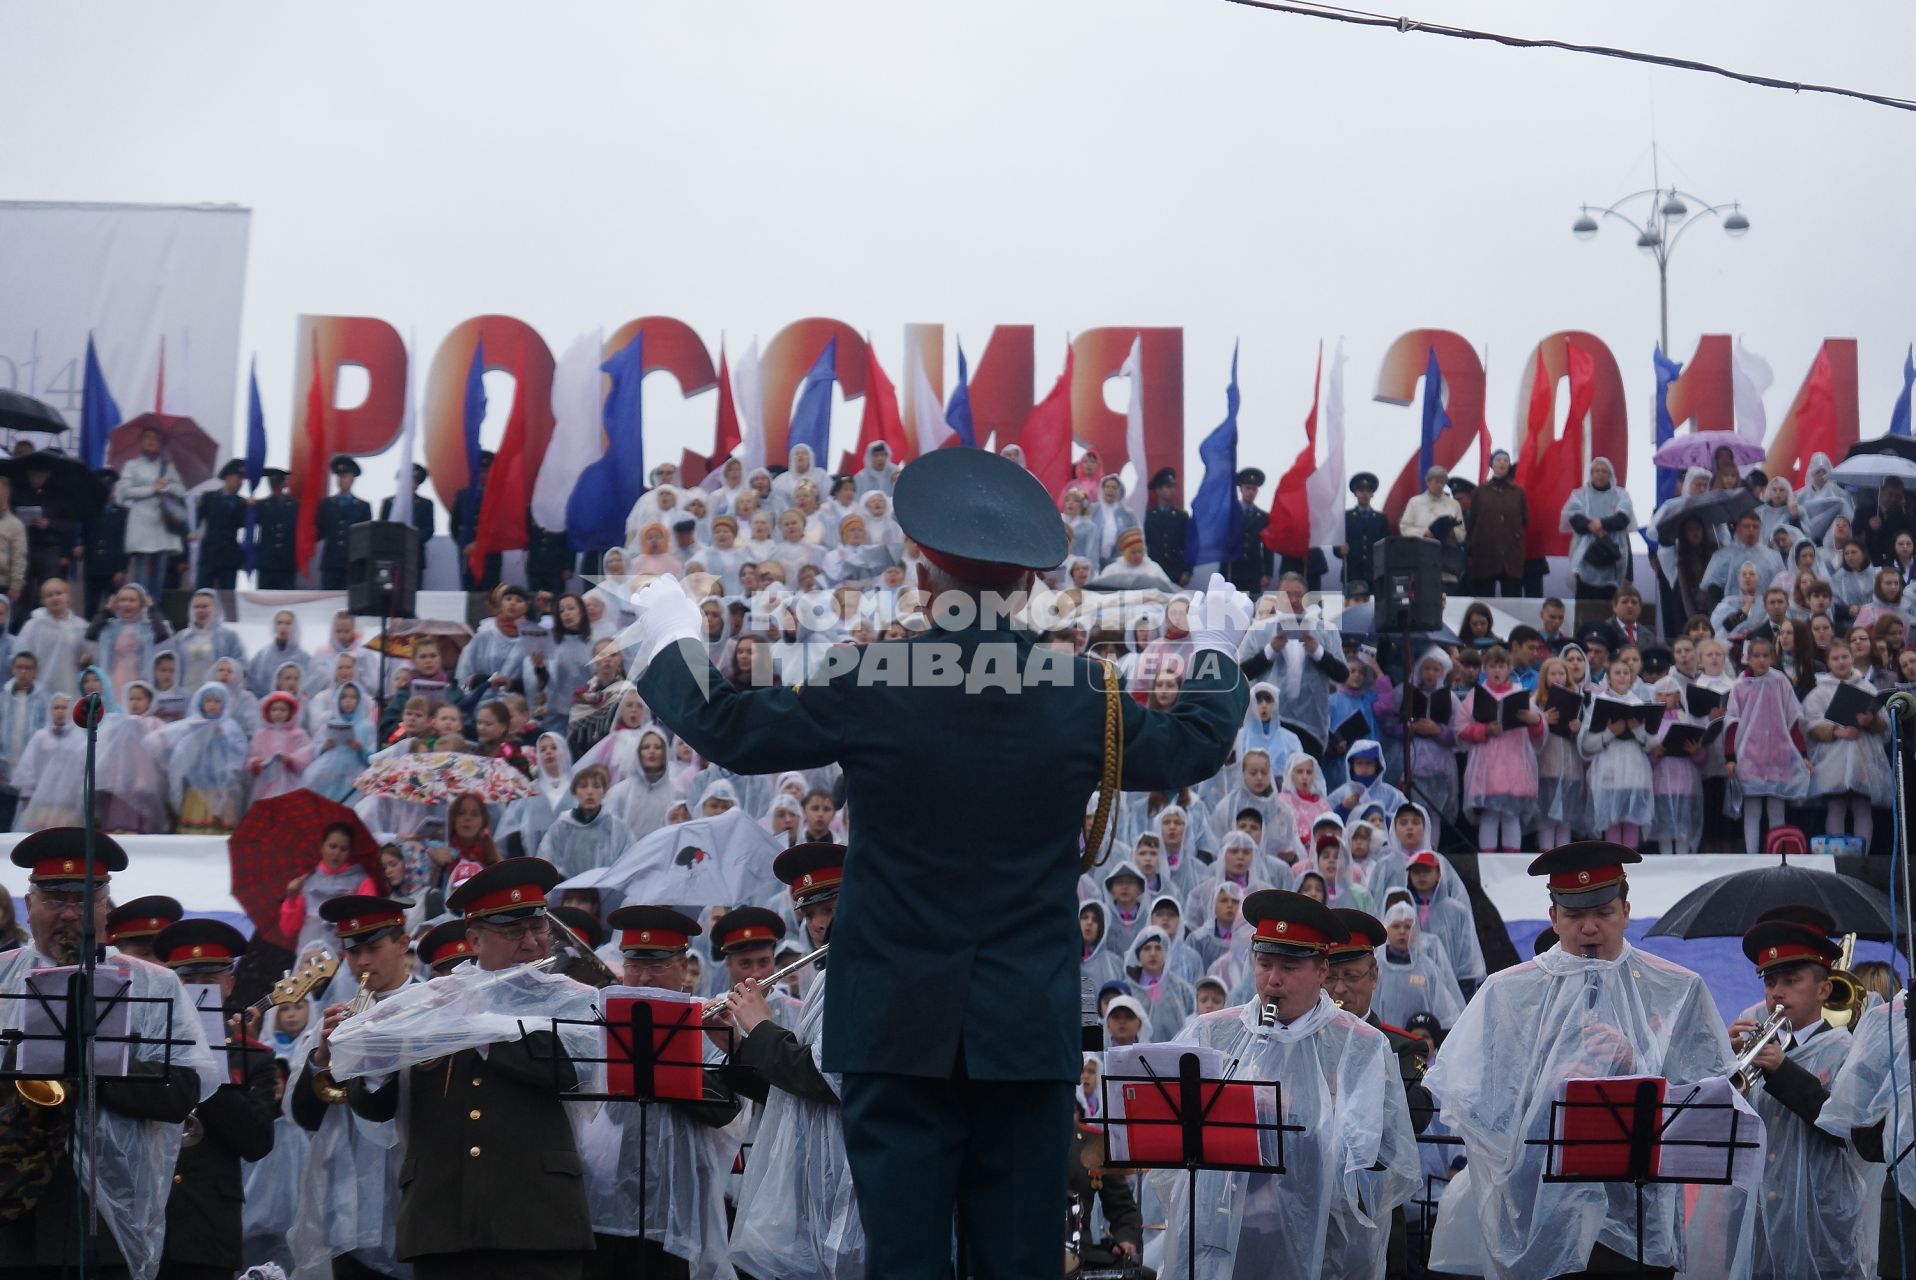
[1652, 430, 1767, 473]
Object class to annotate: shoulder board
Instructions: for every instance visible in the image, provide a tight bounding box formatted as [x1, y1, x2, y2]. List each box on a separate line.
[1375, 1019, 1411, 1039]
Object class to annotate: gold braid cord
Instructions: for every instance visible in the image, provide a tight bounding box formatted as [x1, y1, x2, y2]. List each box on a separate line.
[1080, 660, 1125, 875]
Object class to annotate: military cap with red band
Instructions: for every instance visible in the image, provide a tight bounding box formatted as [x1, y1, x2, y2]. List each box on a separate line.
[1327, 908, 1387, 962]
[319, 894, 413, 948]
[105, 895, 184, 945]
[11, 828, 128, 889]
[152, 918, 248, 975]
[1742, 920, 1841, 974]
[1526, 840, 1642, 909]
[607, 905, 702, 958]
[893, 447, 1068, 590]
[711, 905, 787, 956]
[773, 842, 846, 907]
[417, 919, 476, 971]
[447, 858, 562, 922]
[1243, 889, 1350, 958]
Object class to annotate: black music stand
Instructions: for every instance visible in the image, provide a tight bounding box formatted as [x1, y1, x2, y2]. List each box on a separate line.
[534, 997, 736, 1280]
[1099, 1050, 1300, 1280]
[1526, 1077, 1759, 1278]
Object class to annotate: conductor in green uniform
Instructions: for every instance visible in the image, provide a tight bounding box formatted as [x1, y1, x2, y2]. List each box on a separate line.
[627, 447, 1251, 1277]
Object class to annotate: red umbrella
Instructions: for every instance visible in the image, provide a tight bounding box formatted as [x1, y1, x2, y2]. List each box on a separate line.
[107, 412, 222, 490]
[229, 788, 384, 948]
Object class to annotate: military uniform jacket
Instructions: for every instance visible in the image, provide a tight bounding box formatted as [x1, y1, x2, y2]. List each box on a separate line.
[84, 501, 129, 580]
[255, 494, 299, 573]
[1341, 506, 1391, 584]
[1366, 1010, 1434, 1134]
[163, 1037, 278, 1270]
[720, 1020, 837, 1107]
[637, 622, 1245, 1083]
[1229, 502, 1272, 592]
[1145, 504, 1190, 584]
[378, 494, 436, 544]
[347, 1034, 594, 1259]
[317, 493, 372, 569]
[196, 490, 249, 574]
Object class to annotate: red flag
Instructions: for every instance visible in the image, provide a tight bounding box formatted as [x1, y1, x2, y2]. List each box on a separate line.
[1020, 346, 1074, 499]
[154, 335, 166, 412]
[1523, 340, 1592, 560]
[469, 351, 532, 578]
[710, 342, 740, 466]
[1785, 347, 1838, 487]
[294, 332, 328, 575]
[843, 340, 911, 472]
[1264, 345, 1321, 558]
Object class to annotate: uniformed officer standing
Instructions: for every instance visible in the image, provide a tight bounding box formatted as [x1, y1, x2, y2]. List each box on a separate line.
[1143, 466, 1191, 587]
[378, 463, 437, 544]
[452, 450, 498, 591]
[195, 460, 250, 590]
[254, 467, 300, 590]
[105, 893, 184, 961]
[1230, 465, 1272, 595]
[317, 456, 372, 591]
[628, 446, 1250, 1276]
[82, 465, 130, 617]
[152, 918, 278, 1280]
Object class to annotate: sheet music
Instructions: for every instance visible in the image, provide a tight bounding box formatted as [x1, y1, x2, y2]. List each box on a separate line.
[17, 964, 134, 1077]
[187, 984, 228, 1052]
[1657, 1076, 1765, 1187]
[1104, 1040, 1226, 1162]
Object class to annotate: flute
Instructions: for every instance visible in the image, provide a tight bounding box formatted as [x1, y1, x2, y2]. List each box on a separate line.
[701, 944, 830, 1020]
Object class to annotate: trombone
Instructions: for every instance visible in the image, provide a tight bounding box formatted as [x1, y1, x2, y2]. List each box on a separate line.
[537, 916, 618, 989]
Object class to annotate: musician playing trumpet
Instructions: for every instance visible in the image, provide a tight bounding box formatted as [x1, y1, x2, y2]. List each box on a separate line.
[1731, 920, 1869, 1280]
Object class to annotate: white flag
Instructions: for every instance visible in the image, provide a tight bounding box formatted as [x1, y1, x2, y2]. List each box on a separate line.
[1307, 339, 1347, 550]
[1732, 337, 1773, 445]
[909, 344, 954, 452]
[735, 338, 766, 475]
[390, 329, 419, 529]
[532, 330, 606, 532]
[1121, 335, 1148, 521]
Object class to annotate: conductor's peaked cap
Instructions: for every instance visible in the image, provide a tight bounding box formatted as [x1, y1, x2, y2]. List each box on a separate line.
[893, 448, 1069, 587]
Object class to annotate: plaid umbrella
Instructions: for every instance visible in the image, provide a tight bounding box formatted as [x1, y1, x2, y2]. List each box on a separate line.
[106, 412, 222, 489]
[354, 752, 538, 805]
[228, 788, 384, 948]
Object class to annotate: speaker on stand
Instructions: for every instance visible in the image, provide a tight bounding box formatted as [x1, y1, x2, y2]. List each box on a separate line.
[348, 521, 420, 698]
[1374, 536, 1448, 842]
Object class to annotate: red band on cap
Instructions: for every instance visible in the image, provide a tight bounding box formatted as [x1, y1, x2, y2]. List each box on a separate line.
[620, 927, 689, 953]
[1548, 865, 1625, 895]
[107, 915, 170, 943]
[464, 883, 548, 919]
[1755, 939, 1832, 970]
[724, 924, 777, 947]
[166, 942, 234, 967]
[790, 867, 844, 900]
[917, 544, 1032, 589]
[427, 938, 474, 965]
[30, 857, 111, 883]
[335, 910, 406, 938]
[1253, 917, 1334, 950]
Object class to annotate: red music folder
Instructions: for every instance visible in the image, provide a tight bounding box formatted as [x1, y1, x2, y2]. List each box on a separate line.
[1556, 1075, 1666, 1178]
[602, 992, 704, 1102]
[1120, 1079, 1264, 1166]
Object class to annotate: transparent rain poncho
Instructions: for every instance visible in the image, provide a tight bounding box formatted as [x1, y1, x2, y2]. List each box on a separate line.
[727, 968, 865, 1279]
[0, 946, 221, 1280]
[1424, 944, 1755, 1279]
[1149, 992, 1417, 1279]
[1822, 991, 1916, 1220]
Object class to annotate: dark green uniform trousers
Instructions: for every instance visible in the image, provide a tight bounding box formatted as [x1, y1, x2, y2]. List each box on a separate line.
[841, 1073, 1073, 1280]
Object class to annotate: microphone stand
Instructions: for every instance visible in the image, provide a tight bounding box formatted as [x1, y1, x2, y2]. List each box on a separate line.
[71, 691, 105, 1276]
[1887, 693, 1916, 1073]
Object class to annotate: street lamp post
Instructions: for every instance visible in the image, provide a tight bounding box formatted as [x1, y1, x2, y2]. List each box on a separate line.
[1572, 146, 1750, 354]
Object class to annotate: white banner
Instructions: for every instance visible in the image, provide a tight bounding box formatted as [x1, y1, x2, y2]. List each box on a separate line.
[0, 200, 251, 455]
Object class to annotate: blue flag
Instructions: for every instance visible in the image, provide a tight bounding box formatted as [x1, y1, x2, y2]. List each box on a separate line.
[1417, 345, 1451, 482]
[785, 337, 837, 465]
[242, 358, 266, 571]
[1185, 344, 1242, 570]
[1653, 344, 1684, 508]
[945, 341, 976, 448]
[1891, 344, 1915, 439]
[461, 339, 487, 540]
[79, 333, 120, 470]
[566, 332, 649, 553]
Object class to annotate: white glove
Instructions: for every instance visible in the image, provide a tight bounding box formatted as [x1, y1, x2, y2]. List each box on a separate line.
[627, 575, 704, 671]
[1188, 572, 1253, 659]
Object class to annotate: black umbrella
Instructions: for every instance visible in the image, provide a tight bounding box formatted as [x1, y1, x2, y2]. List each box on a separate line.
[1652, 486, 1759, 542]
[1645, 862, 1898, 942]
[0, 390, 67, 437]
[1846, 435, 1916, 465]
[0, 451, 109, 519]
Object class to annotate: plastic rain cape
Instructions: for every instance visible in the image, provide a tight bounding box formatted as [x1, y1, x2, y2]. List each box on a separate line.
[284, 968, 415, 1280]
[1423, 943, 1755, 1280]
[728, 968, 864, 1280]
[1822, 990, 1916, 1220]
[0, 947, 221, 1280]
[1148, 992, 1417, 1280]
[578, 986, 740, 1280]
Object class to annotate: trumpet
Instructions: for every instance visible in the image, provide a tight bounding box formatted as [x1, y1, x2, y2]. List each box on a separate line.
[311, 972, 377, 1104]
[537, 915, 618, 989]
[1824, 932, 1867, 1029]
[1731, 1003, 1792, 1094]
[701, 945, 830, 1020]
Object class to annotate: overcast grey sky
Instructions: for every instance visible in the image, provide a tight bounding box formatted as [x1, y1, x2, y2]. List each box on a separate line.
[3, 0, 1912, 513]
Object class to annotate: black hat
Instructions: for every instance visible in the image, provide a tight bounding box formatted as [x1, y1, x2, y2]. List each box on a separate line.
[479, 450, 497, 467]
[1639, 646, 1674, 675]
[893, 447, 1068, 586]
[447, 858, 562, 922]
[1447, 477, 1476, 496]
[607, 905, 702, 958]
[94, 466, 121, 485]
[411, 463, 428, 486]
[1243, 889, 1349, 958]
[1576, 622, 1613, 648]
[261, 466, 289, 483]
[1149, 467, 1178, 491]
[1753, 905, 1838, 936]
[418, 918, 475, 971]
[550, 906, 607, 951]
[106, 895, 184, 946]
[319, 895, 413, 949]
[712, 906, 786, 957]
[1526, 840, 1641, 909]
[1327, 908, 1385, 962]
[218, 459, 246, 480]
[152, 918, 248, 975]
[774, 842, 845, 908]
[671, 517, 696, 533]
[1349, 472, 1379, 494]
[1742, 920, 1841, 974]
[1532, 927, 1559, 957]
[11, 829, 128, 889]
[330, 455, 361, 476]
[1236, 467, 1266, 488]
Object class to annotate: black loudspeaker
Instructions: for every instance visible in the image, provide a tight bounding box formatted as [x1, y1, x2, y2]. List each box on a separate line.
[1372, 537, 1444, 632]
[348, 521, 419, 618]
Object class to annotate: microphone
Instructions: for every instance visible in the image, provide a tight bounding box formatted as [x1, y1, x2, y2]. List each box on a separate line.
[72, 693, 106, 731]
[1886, 690, 1916, 718]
